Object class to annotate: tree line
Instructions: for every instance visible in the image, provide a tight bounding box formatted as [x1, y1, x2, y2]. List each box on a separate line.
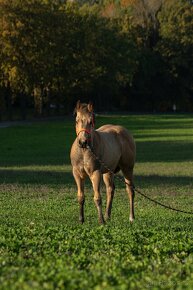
[0, 0, 193, 120]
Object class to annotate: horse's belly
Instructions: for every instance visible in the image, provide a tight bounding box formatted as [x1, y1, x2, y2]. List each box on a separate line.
[101, 137, 121, 172]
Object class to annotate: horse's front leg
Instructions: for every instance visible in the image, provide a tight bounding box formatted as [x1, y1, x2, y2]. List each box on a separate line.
[73, 168, 85, 224]
[90, 170, 105, 224]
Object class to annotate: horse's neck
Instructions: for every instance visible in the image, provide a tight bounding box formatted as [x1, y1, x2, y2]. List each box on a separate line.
[92, 130, 102, 154]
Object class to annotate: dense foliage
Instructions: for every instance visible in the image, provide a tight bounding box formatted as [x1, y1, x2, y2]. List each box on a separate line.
[0, 115, 193, 288]
[0, 0, 193, 119]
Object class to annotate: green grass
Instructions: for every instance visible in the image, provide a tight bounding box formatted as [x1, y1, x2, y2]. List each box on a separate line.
[0, 114, 193, 290]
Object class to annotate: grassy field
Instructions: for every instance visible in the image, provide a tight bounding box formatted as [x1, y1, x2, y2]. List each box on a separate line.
[0, 114, 193, 290]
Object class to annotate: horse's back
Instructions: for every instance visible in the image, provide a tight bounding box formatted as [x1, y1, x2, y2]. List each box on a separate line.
[97, 124, 136, 167]
[97, 124, 135, 151]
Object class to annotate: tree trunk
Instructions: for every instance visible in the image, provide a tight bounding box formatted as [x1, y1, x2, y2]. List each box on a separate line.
[45, 86, 51, 117]
[33, 86, 43, 117]
[20, 92, 27, 120]
[5, 83, 12, 121]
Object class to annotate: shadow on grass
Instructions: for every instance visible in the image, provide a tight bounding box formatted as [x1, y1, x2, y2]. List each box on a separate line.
[0, 169, 192, 189]
[137, 141, 193, 163]
[0, 169, 73, 186]
[98, 114, 193, 131]
[0, 140, 193, 167]
[134, 175, 193, 188]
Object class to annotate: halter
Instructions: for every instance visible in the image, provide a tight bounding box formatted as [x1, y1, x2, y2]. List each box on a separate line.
[77, 128, 92, 137]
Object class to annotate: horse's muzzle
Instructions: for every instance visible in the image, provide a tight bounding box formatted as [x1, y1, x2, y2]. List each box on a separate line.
[79, 139, 89, 148]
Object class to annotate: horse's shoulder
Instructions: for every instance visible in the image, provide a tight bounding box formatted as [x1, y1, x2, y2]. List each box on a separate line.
[70, 139, 83, 161]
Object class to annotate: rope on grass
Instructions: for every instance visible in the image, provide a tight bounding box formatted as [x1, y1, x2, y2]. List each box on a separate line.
[133, 186, 193, 215]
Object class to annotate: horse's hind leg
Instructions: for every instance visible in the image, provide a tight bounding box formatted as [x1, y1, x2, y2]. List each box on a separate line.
[122, 168, 135, 223]
[73, 168, 85, 224]
[103, 172, 115, 220]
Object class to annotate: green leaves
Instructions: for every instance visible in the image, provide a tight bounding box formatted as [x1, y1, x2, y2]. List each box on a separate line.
[156, 0, 193, 111]
[0, 0, 138, 116]
[1, 221, 192, 289]
[0, 0, 193, 117]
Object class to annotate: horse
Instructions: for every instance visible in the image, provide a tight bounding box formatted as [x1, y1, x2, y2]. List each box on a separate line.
[70, 101, 136, 224]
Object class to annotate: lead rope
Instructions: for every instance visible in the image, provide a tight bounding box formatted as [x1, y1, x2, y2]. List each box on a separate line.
[87, 146, 193, 215]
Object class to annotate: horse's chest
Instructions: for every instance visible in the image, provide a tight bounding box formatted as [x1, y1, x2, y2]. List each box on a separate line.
[83, 160, 96, 176]
[73, 154, 97, 177]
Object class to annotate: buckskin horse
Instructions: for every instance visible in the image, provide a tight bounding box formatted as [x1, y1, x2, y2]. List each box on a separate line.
[70, 101, 136, 224]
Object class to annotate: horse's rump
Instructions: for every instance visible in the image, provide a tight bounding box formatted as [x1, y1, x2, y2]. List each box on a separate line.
[97, 124, 135, 157]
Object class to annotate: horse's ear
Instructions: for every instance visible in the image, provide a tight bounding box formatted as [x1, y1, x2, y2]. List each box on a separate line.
[73, 100, 81, 116]
[87, 101, 93, 112]
[76, 100, 81, 110]
[74, 100, 81, 115]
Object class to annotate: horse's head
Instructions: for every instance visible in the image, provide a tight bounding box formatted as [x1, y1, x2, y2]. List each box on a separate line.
[74, 100, 95, 148]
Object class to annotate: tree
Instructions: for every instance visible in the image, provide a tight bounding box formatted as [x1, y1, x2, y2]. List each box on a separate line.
[157, 0, 193, 110]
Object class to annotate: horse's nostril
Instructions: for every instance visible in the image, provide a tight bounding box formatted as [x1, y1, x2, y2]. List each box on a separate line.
[82, 140, 87, 148]
[79, 140, 87, 148]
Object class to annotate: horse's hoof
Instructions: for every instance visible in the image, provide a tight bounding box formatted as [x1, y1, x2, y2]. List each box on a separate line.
[99, 219, 105, 225]
[79, 218, 84, 224]
[105, 215, 111, 222]
[129, 217, 134, 223]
